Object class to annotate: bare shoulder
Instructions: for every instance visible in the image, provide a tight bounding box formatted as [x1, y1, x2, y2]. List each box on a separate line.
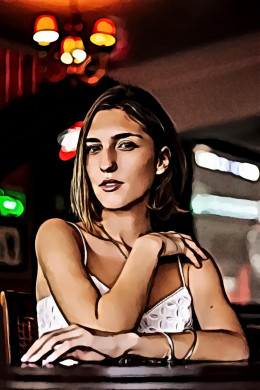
[188, 256, 223, 286]
[35, 218, 84, 266]
[37, 218, 70, 235]
[36, 218, 77, 242]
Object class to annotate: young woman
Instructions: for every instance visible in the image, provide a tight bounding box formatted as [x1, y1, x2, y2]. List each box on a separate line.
[22, 84, 249, 365]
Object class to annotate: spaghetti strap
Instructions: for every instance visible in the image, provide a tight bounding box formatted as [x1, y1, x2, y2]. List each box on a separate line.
[178, 256, 186, 287]
[67, 221, 88, 266]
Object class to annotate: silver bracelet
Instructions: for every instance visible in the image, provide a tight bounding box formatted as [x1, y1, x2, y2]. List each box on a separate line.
[161, 332, 174, 362]
[183, 329, 197, 360]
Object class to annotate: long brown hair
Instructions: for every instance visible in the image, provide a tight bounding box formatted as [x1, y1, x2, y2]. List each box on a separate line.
[70, 84, 188, 234]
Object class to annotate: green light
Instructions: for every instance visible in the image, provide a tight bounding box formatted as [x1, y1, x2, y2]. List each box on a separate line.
[0, 189, 26, 217]
[191, 194, 259, 220]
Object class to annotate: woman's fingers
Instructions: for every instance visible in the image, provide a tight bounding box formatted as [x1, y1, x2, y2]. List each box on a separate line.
[21, 326, 85, 363]
[157, 231, 207, 268]
[182, 237, 207, 260]
[43, 348, 106, 365]
[25, 333, 80, 363]
[21, 363, 39, 368]
[183, 246, 202, 268]
[169, 232, 207, 257]
[43, 339, 83, 364]
[21, 325, 77, 361]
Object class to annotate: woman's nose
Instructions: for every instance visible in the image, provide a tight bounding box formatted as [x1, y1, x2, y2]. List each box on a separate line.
[99, 149, 117, 172]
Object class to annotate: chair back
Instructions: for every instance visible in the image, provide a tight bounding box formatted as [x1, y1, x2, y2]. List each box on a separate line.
[0, 290, 38, 365]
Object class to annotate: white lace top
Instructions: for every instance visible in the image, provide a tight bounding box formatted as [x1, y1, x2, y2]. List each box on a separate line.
[37, 222, 193, 338]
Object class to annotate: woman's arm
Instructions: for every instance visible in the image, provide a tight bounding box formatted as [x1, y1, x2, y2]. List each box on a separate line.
[36, 219, 206, 334]
[125, 257, 249, 361]
[24, 256, 248, 364]
[36, 218, 161, 333]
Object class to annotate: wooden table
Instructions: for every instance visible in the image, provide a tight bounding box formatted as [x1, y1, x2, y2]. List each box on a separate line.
[1, 361, 260, 389]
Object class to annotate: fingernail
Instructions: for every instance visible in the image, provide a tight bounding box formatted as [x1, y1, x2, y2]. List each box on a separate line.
[28, 355, 38, 363]
[45, 363, 54, 368]
[21, 355, 28, 362]
[44, 357, 52, 364]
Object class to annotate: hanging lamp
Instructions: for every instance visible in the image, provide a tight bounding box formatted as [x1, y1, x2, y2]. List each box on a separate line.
[90, 18, 116, 47]
[60, 36, 87, 64]
[33, 15, 59, 46]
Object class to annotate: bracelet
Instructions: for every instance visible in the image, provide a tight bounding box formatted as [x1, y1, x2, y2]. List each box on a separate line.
[183, 329, 197, 360]
[161, 332, 174, 362]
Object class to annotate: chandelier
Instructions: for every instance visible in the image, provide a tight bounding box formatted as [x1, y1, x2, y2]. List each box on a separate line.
[33, 14, 117, 85]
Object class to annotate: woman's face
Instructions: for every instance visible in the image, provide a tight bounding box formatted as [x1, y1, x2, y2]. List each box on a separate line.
[85, 108, 157, 210]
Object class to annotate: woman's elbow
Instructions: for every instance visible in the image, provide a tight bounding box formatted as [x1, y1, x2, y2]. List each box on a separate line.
[238, 337, 250, 360]
[96, 299, 136, 333]
[232, 334, 250, 361]
[95, 315, 135, 334]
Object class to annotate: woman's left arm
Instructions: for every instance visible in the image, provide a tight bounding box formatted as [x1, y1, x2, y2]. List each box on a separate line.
[126, 257, 249, 361]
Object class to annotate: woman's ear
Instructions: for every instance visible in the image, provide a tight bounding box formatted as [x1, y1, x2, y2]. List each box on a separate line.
[156, 146, 171, 175]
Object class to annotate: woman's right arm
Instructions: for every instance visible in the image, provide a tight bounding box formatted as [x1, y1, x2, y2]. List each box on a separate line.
[36, 218, 161, 333]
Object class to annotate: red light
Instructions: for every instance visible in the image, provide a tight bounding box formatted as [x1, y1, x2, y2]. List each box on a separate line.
[59, 149, 76, 161]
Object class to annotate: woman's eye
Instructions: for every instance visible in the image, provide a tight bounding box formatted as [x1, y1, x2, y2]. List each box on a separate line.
[118, 141, 137, 150]
[86, 145, 101, 154]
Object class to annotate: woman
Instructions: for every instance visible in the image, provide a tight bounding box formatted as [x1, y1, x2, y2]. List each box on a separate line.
[22, 84, 249, 365]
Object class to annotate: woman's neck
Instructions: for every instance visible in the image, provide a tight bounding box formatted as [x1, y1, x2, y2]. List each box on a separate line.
[100, 203, 152, 249]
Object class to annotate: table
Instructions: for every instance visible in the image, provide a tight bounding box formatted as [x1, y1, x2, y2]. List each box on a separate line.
[1, 361, 260, 389]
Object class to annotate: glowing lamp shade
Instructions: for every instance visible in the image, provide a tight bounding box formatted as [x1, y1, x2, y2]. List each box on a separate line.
[72, 37, 87, 64]
[61, 36, 87, 64]
[33, 15, 59, 46]
[90, 18, 116, 47]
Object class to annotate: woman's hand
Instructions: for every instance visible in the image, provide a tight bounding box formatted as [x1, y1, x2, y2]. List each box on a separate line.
[137, 231, 208, 268]
[21, 325, 101, 364]
[21, 325, 138, 365]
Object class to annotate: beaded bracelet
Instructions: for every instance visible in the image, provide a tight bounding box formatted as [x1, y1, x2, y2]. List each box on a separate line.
[183, 329, 197, 360]
[161, 332, 174, 362]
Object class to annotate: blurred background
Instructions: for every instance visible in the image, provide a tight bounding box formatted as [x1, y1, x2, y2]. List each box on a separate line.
[0, 0, 259, 314]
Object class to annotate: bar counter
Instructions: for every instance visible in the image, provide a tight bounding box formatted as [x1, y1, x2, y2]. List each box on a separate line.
[1, 360, 260, 389]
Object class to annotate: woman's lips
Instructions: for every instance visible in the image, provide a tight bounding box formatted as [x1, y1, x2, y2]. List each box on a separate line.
[101, 183, 123, 192]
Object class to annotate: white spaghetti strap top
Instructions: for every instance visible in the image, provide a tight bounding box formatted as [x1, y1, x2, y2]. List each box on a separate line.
[67, 221, 88, 266]
[178, 252, 186, 287]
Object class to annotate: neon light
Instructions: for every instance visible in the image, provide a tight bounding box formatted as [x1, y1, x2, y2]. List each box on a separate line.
[3, 200, 16, 210]
[0, 189, 26, 217]
[191, 194, 260, 220]
[195, 150, 259, 181]
[0, 196, 24, 217]
[59, 149, 76, 161]
[57, 122, 83, 161]
[239, 163, 259, 181]
[61, 129, 80, 152]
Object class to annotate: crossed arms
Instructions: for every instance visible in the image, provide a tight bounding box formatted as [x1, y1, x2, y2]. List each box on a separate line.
[24, 219, 249, 363]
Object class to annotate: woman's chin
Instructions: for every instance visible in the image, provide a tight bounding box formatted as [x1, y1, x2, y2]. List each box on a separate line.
[99, 197, 134, 211]
[102, 202, 128, 210]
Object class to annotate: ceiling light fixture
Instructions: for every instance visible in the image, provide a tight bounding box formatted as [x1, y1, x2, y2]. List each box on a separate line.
[33, 7, 118, 85]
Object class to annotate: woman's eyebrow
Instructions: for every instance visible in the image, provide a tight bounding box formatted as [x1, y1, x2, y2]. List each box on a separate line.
[86, 133, 143, 143]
